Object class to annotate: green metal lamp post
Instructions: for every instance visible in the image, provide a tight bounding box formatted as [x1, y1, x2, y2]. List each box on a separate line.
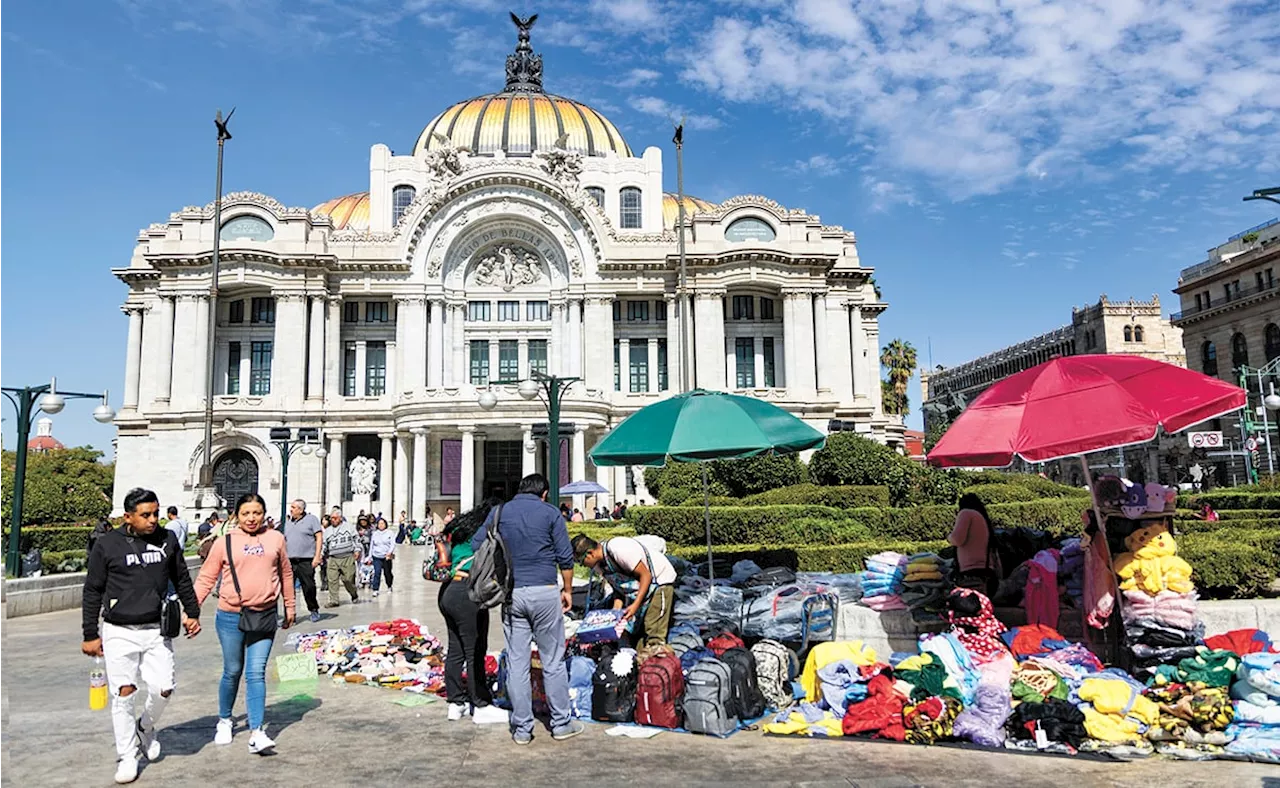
[1243, 187, 1280, 206]
[478, 372, 580, 509]
[4, 379, 115, 577]
[269, 427, 326, 528]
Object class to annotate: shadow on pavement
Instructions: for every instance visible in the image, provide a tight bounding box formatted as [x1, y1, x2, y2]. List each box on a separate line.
[158, 696, 323, 757]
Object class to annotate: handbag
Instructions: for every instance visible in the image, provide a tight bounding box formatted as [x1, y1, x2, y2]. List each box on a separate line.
[160, 594, 182, 639]
[225, 534, 280, 634]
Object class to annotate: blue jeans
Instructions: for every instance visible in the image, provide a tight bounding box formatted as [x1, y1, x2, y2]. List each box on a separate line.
[215, 609, 275, 730]
[503, 585, 571, 737]
[371, 556, 394, 591]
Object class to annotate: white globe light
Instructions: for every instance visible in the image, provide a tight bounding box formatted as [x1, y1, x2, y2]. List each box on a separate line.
[316, 446, 329, 459]
[40, 392, 66, 414]
[1266, 393, 1280, 411]
[478, 390, 498, 411]
[93, 404, 116, 424]
[300, 444, 313, 455]
[518, 379, 540, 400]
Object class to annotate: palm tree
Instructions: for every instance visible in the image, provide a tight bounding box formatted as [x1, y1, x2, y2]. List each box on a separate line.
[880, 338, 918, 415]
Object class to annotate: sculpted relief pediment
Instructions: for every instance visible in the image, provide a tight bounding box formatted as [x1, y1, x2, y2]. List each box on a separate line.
[470, 245, 543, 291]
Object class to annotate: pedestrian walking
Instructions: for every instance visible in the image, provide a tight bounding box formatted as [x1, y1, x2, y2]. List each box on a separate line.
[470, 473, 583, 745]
[81, 487, 201, 784]
[323, 509, 362, 607]
[164, 507, 189, 552]
[194, 492, 295, 755]
[437, 498, 505, 724]
[369, 517, 396, 598]
[283, 499, 324, 623]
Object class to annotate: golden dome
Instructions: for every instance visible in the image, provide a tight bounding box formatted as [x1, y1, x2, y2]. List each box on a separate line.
[313, 192, 369, 231]
[662, 193, 716, 228]
[414, 93, 632, 159]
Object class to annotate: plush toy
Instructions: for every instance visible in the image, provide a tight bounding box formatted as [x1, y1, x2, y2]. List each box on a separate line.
[1112, 523, 1194, 596]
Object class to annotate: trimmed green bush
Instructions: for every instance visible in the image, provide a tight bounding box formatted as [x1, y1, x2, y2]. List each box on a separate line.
[569, 523, 637, 544]
[711, 454, 808, 496]
[961, 483, 1042, 503]
[3, 526, 94, 553]
[38, 549, 89, 575]
[1179, 491, 1280, 511]
[743, 484, 890, 508]
[809, 433, 899, 487]
[669, 540, 949, 574]
[630, 505, 873, 546]
[1179, 533, 1278, 599]
[1175, 517, 1280, 534]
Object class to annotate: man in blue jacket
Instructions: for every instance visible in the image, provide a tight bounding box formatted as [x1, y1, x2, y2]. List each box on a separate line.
[472, 473, 583, 744]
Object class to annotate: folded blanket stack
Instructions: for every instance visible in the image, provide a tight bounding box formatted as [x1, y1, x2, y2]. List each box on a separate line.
[1226, 652, 1280, 762]
[858, 552, 908, 612]
[1059, 538, 1085, 606]
[901, 552, 953, 624]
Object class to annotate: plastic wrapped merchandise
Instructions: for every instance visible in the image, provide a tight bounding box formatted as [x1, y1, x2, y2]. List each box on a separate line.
[730, 560, 764, 585]
[796, 572, 864, 603]
[673, 584, 744, 631]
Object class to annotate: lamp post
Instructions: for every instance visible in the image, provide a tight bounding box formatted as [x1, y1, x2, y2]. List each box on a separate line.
[199, 108, 234, 493]
[269, 427, 326, 528]
[3, 379, 115, 577]
[1243, 187, 1280, 206]
[478, 372, 580, 508]
[1240, 359, 1280, 478]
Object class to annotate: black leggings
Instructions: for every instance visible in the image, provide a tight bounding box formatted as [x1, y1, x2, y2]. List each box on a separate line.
[438, 579, 492, 706]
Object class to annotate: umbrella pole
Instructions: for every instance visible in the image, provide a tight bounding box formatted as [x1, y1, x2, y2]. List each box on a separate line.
[702, 463, 714, 587]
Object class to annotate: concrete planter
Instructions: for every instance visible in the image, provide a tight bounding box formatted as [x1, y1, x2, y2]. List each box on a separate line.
[2, 556, 202, 619]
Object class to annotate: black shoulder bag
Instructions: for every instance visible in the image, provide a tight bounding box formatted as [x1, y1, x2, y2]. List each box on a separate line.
[225, 534, 280, 634]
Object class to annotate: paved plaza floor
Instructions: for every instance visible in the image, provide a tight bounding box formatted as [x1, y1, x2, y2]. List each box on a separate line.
[3, 545, 1278, 787]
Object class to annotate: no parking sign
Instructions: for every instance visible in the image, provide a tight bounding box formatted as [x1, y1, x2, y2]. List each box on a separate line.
[1187, 431, 1223, 449]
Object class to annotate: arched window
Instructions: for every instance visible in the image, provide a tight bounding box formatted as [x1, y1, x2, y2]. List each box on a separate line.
[619, 187, 642, 229]
[1134, 325, 1144, 342]
[1232, 332, 1250, 370]
[1123, 326, 1133, 342]
[392, 185, 416, 225]
[1202, 340, 1218, 376]
[586, 187, 605, 209]
[1267, 324, 1280, 362]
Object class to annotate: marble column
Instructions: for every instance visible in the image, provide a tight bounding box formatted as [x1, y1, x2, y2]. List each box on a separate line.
[618, 338, 631, 393]
[273, 294, 308, 409]
[522, 424, 536, 476]
[386, 340, 398, 399]
[694, 292, 726, 390]
[518, 338, 529, 379]
[646, 338, 659, 393]
[378, 433, 394, 506]
[725, 339, 736, 389]
[326, 434, 345, 508]
[122, 305, 145, 410]
[474, 432, 486, 502]
[325, 296, 343, 402]
[393, 432, 410, 520]
[865, 320, 883, 414]
[550, 301, 565, 375]
[307, 296, 325, 401]
[595, 445, 612, 508]
[795, 293, 817, 392]
[572, 428, 586, 511]
[826, 297, 854, 403]
[427, 298, 445, 388]
[782, 293, 800, 391]
[664, 295, 680, 392]
[450, 304, 466, 387]
[754, 339, 766, 388]
[192, 295, 210, 408]
[153, 296, 175, 404]
[355, 341, 368, 395]
[459, 427, 475, 509]
[170, 295, 199, 407]
[399, 297, 426, 395]
[814, 292, 830, 392]
[584, 297, 613, 393]
[411, 428, 429, 521]
[567, 298, 583, 377]
[488, 340, 499, 384]
[849, 304, 866, 398]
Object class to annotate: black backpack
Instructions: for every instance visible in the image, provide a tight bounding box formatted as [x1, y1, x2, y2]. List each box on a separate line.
[466, 504, 509, 609]
[591, 647, 638, 723]
[719, 646, 766, 720]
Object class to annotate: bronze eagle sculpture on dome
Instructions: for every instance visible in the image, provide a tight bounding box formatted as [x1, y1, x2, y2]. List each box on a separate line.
[511, 12, 537, 43]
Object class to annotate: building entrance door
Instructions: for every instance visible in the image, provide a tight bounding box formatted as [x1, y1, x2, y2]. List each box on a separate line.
[483, 440, 522, 501]
[213, 449, 259, 507]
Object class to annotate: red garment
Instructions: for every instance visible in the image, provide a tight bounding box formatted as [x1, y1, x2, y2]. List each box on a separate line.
[1204, 628, 1276, 656]
[1083, 533, 1116, 630]
[1005, 624, 1069, 658]
[946, 588, 1008, 665]
[1024, 550, 1060, 630]
[842, 673, 907, 741]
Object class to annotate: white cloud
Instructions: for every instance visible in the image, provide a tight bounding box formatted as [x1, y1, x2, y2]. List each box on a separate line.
[679, 0, 1280, 197]
[629, 95, 723, 130]
[792, 153, 844, 177]
[864, 177, 917, 212]
[590, 0, 662, 29]
[619, 68, 662, 88]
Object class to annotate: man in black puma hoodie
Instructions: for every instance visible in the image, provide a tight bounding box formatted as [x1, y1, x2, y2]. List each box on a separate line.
[82, 488, 201, 784]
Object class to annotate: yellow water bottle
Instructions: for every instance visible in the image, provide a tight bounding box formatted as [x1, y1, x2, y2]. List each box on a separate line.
[89, 658, 108, 711]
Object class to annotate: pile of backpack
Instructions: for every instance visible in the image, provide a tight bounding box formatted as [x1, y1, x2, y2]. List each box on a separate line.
[585, 626, 800, 736]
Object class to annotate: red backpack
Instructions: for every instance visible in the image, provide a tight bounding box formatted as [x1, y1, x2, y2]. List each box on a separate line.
[707, 632, 745, 657]
[634, 652, 684, 729]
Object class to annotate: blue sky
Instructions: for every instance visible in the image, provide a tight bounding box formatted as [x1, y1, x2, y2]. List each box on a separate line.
[4, 0, 1279, 457]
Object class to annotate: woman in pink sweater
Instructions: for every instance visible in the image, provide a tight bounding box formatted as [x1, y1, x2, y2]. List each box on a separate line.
[948, 493, 1001, 596]
[195, 492, 295, 755]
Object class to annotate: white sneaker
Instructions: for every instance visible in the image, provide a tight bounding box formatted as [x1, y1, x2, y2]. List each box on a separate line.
[137, 720, 161, 761]
[447, 702, 470, 721]
[472, 705, 510, 725]
[248, 729, 276, 755]
[214, 718, 234, 745]
[114, 757, 139, 784]
[373, 591, 380, 598]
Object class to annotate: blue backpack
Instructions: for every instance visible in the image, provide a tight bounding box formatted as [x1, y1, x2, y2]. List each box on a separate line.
[680, 646, 715, 674]
[567, 655, 596, 719]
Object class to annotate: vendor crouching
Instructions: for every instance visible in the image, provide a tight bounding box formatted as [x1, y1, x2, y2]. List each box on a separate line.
[572, 534, 677, 648]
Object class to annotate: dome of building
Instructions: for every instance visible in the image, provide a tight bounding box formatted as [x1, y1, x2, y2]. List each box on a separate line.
[28, 417, 64, 453]
[313, 192, 370, 231]
[662, 193, 717, 229]
[412, 15, 630, 159]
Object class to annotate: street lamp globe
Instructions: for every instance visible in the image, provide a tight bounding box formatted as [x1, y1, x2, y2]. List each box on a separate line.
[316, 445, 329, 459]
[518, 379, 540, 400]
[1266, 393, 1280, 411]
[300, 444, 313, 455]
[477, 390, 498, 411]
[39, 392, 66, 414]
[93, 403, 116, 423]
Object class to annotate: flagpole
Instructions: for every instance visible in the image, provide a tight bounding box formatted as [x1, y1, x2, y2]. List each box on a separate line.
[674, 121, 690, 392]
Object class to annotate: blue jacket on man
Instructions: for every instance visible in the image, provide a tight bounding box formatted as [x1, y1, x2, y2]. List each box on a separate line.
[471, 493, 574, 588]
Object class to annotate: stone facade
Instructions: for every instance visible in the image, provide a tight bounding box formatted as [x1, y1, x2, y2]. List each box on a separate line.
[922, 295, 1185, 434]
[110, 20, 899, 520]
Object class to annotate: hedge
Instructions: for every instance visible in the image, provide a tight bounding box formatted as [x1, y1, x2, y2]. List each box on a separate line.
[41, 550, 89, 574]
[1179, 533, 1279, 599]
[960, 483, 1042, 503]
[630, 506, 872, 546]
[669, 540, 949, 574]
[1175, 517, 1280, 534]
[568, 524, 637, 544]
[1179, 491, 1280, 511]
[742, 484, 890, 508]
[2, 526, 94, 553]
[959, 472, 1089, 498]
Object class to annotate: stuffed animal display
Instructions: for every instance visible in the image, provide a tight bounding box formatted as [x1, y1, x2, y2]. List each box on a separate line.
[1112, 523, 1194, 596]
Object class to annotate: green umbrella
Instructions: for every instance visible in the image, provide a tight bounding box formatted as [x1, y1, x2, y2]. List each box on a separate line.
[590, 390, 826, 580]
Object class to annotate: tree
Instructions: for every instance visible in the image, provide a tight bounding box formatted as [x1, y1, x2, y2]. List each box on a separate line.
[1, 447, 114, 526]
[923, 418, 950, 453]
[880, 338, 918, 416]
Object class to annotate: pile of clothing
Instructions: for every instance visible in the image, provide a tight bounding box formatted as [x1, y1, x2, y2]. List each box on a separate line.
[1145, 681, 1235, 755]
[1227, 651, 1280, 761]
[288, 619, 445, 692]
[765, 640, 882, 736]
[1059, 538, 1085, 607]
[900, 553, 952, 624]
[857, 552, 908, 612]
[1074, 672, 1159, 747]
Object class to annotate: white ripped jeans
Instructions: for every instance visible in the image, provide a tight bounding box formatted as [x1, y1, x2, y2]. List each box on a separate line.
[102, 622, 175, 760]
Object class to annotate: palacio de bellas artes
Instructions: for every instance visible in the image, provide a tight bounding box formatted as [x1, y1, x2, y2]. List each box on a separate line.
[109, 18, 899, 521]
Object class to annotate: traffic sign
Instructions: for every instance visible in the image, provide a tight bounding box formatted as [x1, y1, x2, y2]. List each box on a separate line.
[1188, 431, 1223, 449]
